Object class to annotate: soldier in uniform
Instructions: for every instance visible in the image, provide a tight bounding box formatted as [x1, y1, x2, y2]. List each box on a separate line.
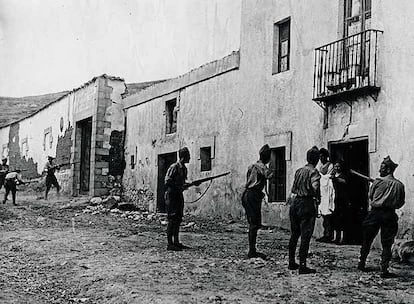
[0, 158, 9, 190]
[288, 146, 321, 274]
[3, 169, 25, 205]
[164, 147, 200, 251]
[242, 144, 273, 259]
[44, 156, 61, 200]
[358, 156, 405, 278]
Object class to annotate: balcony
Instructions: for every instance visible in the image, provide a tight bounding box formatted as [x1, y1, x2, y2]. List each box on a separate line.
[313, 29, 383, 103]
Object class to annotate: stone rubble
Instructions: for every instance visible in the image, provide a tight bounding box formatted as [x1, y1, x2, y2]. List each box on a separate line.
[83, 196, 167, 224]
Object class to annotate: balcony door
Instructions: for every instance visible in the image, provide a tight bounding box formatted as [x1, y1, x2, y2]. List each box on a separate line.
[343, 0, 372, 87]
[344, 0, 371, 37]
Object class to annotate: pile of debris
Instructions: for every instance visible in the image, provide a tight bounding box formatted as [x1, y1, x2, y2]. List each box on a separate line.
[123, 186, 155, 210]
[83, 196, 168, 224]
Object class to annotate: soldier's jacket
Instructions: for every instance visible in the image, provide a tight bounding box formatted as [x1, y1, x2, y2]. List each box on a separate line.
[165, 161, 188, 193]
[44, 161, 58, 176]
[370, 175, 405, 210]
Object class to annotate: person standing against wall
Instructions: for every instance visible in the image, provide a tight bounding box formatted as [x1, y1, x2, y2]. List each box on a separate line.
[316, 148, 335, 243]
[288, 146, 321, 274]
[242, 144, 273, 259]
[331, 161, 349, 244]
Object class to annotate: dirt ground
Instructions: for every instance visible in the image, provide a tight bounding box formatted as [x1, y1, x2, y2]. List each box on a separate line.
[1, 191, 413, 304]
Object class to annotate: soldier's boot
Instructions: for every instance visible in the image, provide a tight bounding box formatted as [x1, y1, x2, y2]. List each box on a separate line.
[247, 227, 256, 258]
[288, 260, 299, 270]
[380, 265, 397, 278]
[357, 259, 366, 271]
[167, 244, 182, 251]
[175, 242, 191, 249]
[298, 260, 316, 275]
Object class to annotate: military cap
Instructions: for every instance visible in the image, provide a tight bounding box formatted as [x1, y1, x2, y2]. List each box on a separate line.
[382, 156, 398, 170]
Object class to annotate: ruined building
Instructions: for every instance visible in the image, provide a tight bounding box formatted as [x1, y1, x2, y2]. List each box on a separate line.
[1, 0, 413, 240]
[0, 75, 159, 196]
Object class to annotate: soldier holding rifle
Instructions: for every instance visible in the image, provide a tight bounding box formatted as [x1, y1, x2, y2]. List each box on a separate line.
[44, 156, 61, 200]
[2, 169, 25, 205]
[164, 147, 201, 251]
[164, 147, 230, 251]
[356, 156, 405, 278]
[0, 157, 9, 190]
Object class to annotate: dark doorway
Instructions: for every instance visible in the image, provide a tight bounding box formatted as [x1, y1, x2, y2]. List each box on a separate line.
[78, 118, 92, 194]
[157, 152, 177, 213]
[329, 138, 369, 244]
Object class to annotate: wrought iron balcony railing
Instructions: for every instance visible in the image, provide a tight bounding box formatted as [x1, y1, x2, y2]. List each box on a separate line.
[313, 29, 383, 102]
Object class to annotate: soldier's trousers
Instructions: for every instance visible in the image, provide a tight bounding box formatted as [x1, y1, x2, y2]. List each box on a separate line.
[165, 189, 184, 245]
[0, 176, 5, 190]
[242, 189, 264, 253]
[289, 197, 316, 265]
[359, 208, 398, 270]
[4, 179, 17, 204]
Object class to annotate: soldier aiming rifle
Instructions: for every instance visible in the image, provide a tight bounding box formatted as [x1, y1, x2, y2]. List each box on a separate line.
[164, 147, 230, 251]
[44, 156, 69, 200]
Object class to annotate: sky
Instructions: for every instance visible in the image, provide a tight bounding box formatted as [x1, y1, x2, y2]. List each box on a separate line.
[0, 0, 241, 97]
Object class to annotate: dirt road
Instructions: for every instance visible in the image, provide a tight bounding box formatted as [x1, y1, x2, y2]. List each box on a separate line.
[1, 193, 413, 304]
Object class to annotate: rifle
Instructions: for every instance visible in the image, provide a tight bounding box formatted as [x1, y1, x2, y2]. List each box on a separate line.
[187, 171, 231, 187]
[350, 169, 375, 183]
[19, 179, 40, 185]
[48, 162, 71, 170]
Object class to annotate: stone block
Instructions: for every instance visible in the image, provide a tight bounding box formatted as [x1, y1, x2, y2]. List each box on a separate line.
[95, 148, 109, 155]
[95, 161, 109, 168]
[94, 188, 109, 196]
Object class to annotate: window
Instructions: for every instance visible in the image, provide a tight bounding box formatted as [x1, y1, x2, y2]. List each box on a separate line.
[130, 155, 135, 169]
[268, 147, 286, 202]
[344, 0, 371, 36]
[165, 98, 177, 134]
[43, 127, 52, 151]
[200, 146, 212, 172]
[273, 18, 291, 74]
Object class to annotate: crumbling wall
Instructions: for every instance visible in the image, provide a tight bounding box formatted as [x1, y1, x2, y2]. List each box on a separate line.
[54, 124, 74, 193]
[56, 124, 73, 169]
[8, 123, 39, 179]
[108, 130, 125, 176]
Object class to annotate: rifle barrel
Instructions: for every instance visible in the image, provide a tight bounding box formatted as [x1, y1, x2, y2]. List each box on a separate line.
[191, 171, 231, 185]
[350, 169, 374, 182]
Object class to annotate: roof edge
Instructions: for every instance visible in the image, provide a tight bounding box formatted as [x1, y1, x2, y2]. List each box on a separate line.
[0, 74, 124, 128]
[123, 50, 240, 109]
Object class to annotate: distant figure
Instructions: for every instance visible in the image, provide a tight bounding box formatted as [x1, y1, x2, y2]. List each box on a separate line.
[242, 144, 273, 259]
[0, 157, 9, 190]
[44, 156, 61, 200]
[3, 169, 25, 205]
[289, 146, 321, 274]
[164, 147, 200, 251]
[358, 156, 405, 278]
[316, 148, 335, 243]
[331, 161, 349, 244]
